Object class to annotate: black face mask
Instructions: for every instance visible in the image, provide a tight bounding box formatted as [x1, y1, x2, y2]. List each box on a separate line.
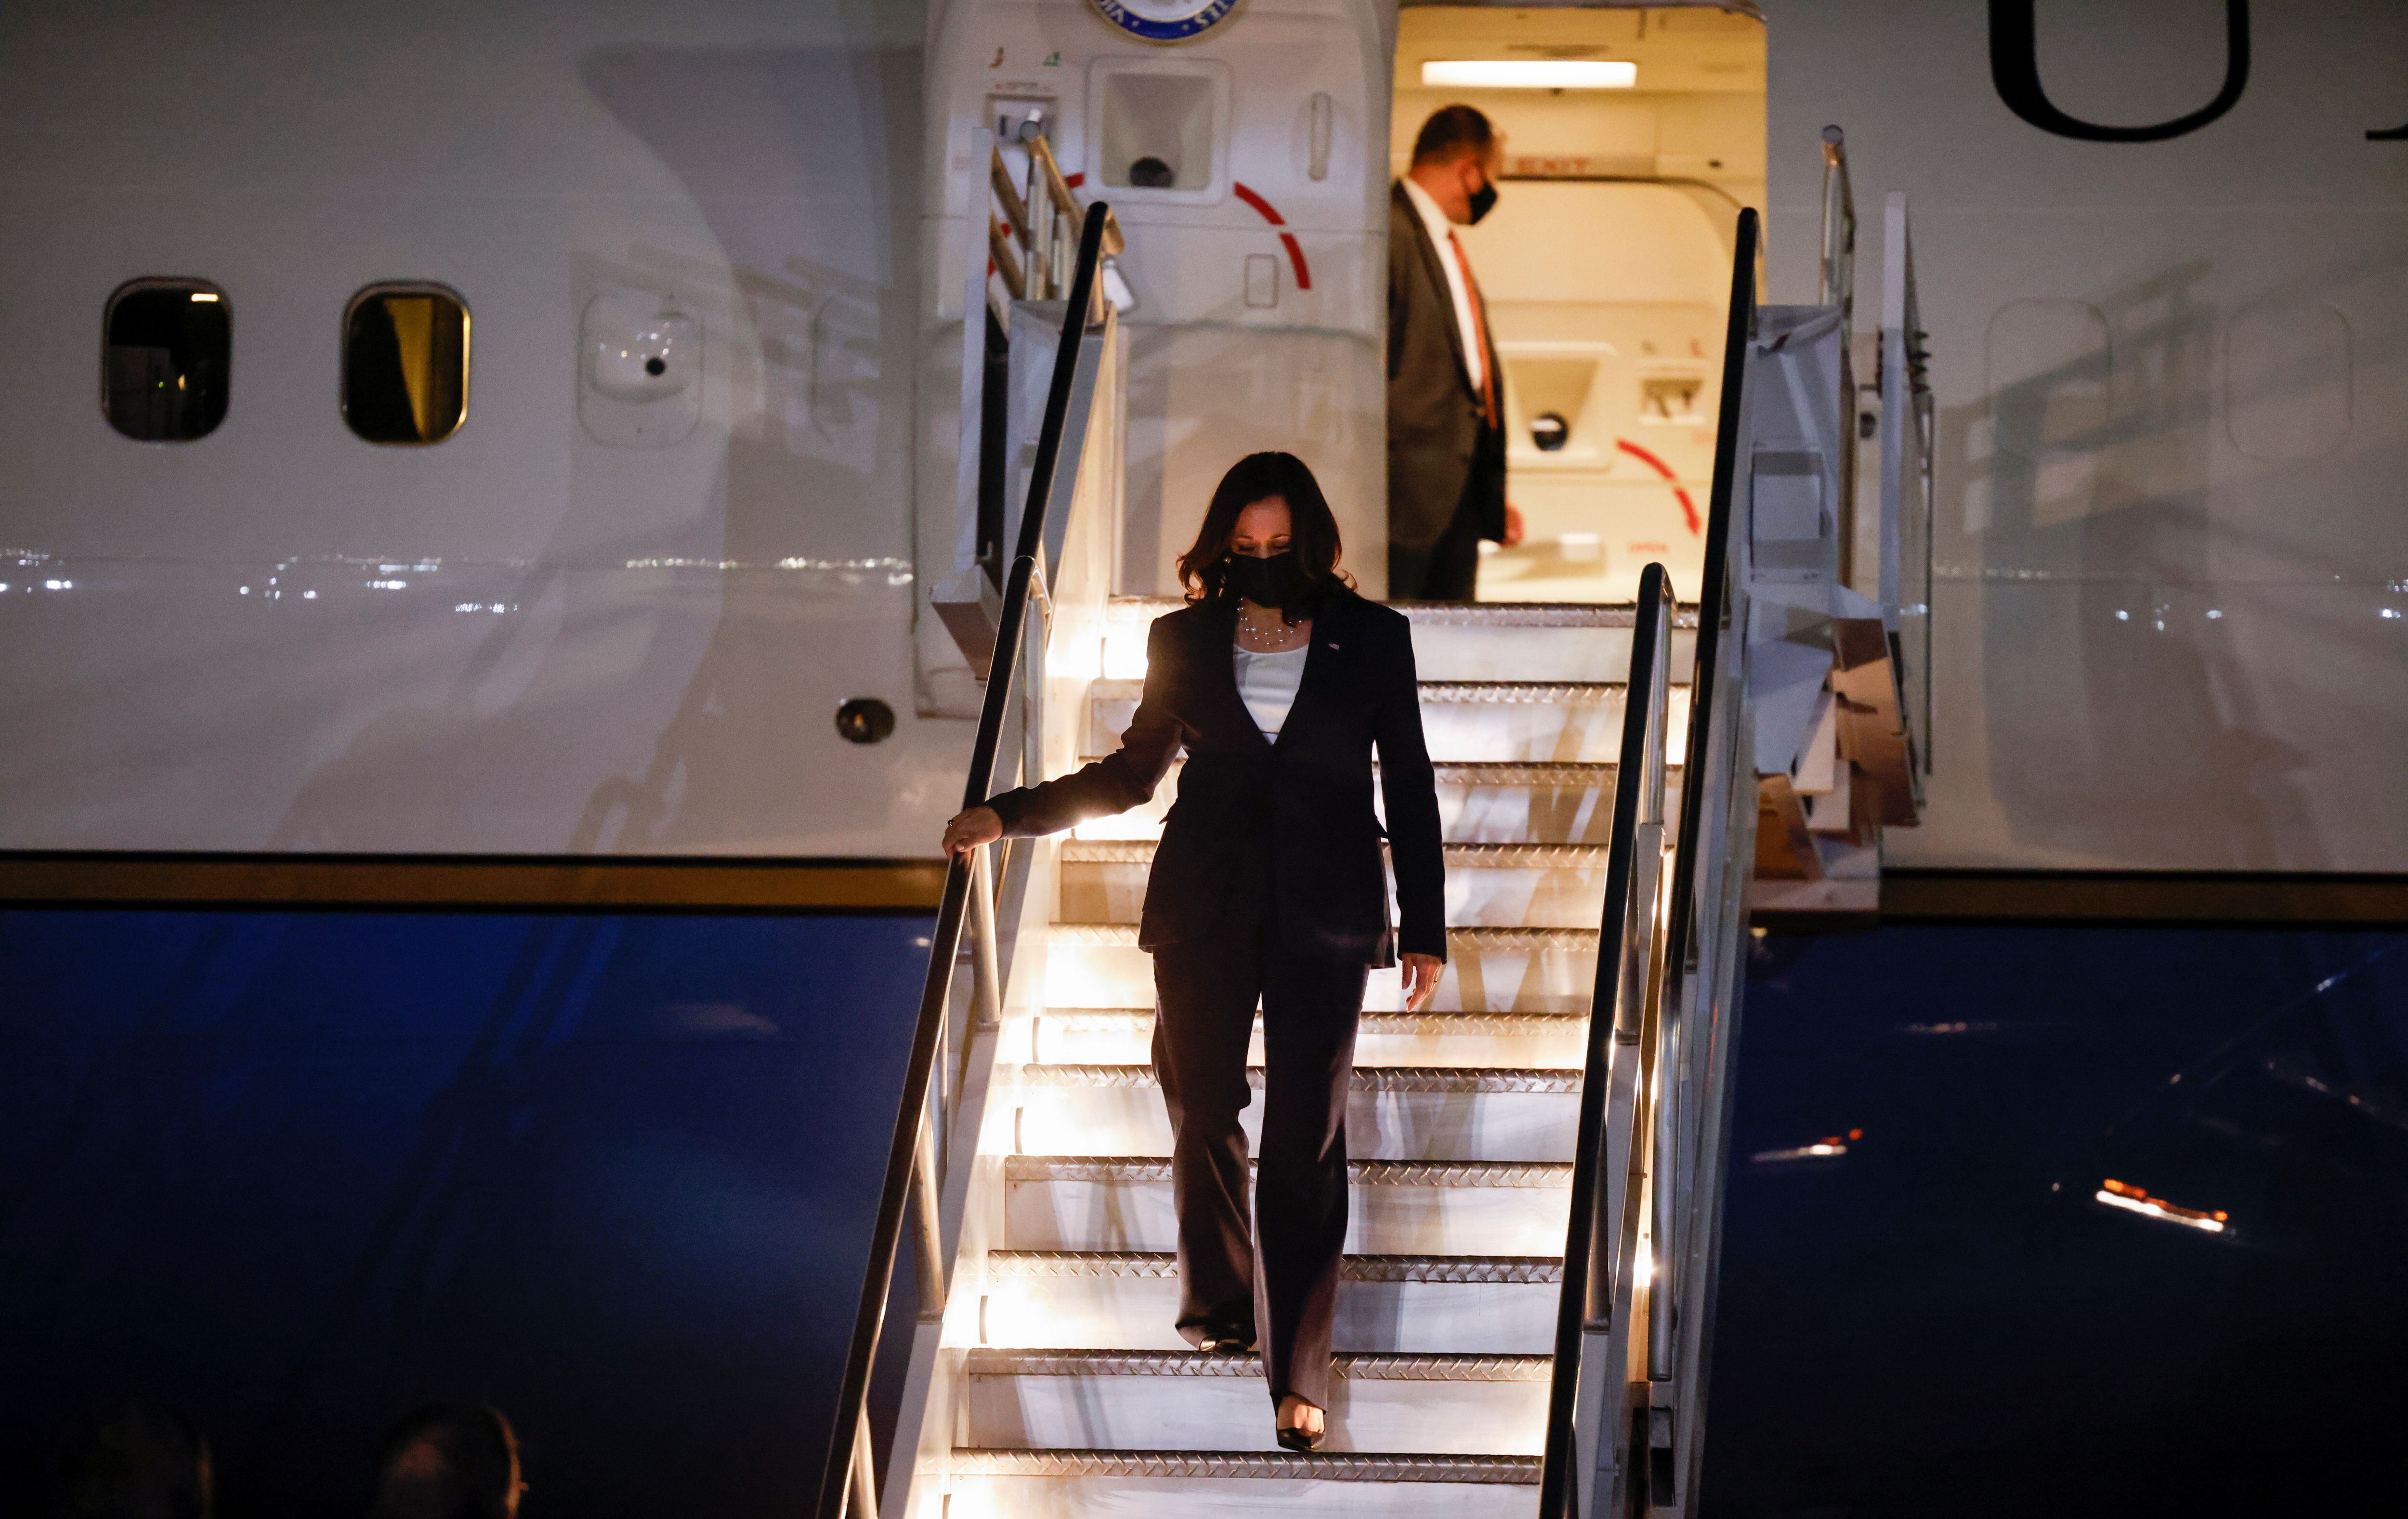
[1225, 549, 1307, 610]
[1466, 172, 1499, 225]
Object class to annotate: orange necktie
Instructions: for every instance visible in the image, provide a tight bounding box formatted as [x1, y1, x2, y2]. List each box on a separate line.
[1447, 229, 1500, 428]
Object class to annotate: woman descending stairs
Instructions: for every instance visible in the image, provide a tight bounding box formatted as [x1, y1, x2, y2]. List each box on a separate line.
[924, 598, 1682, 1517]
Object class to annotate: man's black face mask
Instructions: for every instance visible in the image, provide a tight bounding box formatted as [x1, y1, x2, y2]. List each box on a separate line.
[1226, 549, 1307, 610]
[1466, 168, 1499, 225]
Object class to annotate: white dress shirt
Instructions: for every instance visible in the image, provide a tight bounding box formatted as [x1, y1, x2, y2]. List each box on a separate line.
[1400, 175, 1485, 397]
[1231, 642, 1309, 740]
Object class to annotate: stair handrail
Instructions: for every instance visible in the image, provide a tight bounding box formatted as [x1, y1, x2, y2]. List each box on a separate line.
[816, 201, 1114, 1519]
[1881, 188, 1935, 786]
[1539, 560, 1675, 1518]
[1817, 126, 1855, 323]
[1542, 206, 1759, 1517]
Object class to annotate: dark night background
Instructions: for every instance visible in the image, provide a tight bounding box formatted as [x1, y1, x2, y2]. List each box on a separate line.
[0, 910, 930, 1519]
[1702, 924, 2408, 1519]
[4, 911, 2403, 1516]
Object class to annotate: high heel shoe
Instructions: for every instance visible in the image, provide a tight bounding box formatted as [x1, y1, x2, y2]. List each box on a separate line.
[1274, 1396, 1324, 1453]
[1195, 1317, 1256, 1355]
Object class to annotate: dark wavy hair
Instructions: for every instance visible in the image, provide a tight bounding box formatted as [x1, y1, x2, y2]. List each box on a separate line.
[1175, 451, 1351, 622]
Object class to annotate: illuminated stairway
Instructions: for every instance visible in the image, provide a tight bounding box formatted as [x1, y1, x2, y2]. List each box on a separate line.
[924, 598, 1689, 1516]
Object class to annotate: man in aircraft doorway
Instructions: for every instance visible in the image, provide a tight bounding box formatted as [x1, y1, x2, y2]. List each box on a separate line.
[1388, 104, 1522, 601]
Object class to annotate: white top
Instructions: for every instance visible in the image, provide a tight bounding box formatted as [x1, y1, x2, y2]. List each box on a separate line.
[1400, 176, 1485, 396]
[1232, 642, 1309, 740]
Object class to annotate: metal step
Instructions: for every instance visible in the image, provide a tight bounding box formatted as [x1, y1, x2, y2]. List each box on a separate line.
[940, 1449, 1539, 1517]
[1060, 841, 1611, 865]
[974, 1252, 1563, 1354]
[1414, 681, 1675, 766]
[961, 1349, 1549, 1454]
[1393, 601, 1661, 686]
[1021, 1008, 1586, 1068]
[1429, 760, 1661, 846]
[1084, 679, 1675, 765]
[1060, 840, 1611, 931]
[1005, 1156, 1572, 1255]
[1100, 593, 1687, 685]
[1043, 923, 1601, 1015]
[1008, 1064, 1582, 1164]
[1060, 759, 1665, 846]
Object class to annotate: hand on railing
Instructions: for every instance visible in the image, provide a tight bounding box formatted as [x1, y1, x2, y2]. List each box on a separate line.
[942, 806, 1004, 857]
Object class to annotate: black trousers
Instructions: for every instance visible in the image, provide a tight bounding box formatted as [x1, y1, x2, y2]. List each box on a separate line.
[1150, 888, 1367, 1407]
[1387, 493, 1486, 601]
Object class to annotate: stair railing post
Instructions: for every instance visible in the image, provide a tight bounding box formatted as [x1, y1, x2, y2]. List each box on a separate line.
[969, 843, 1006, 1035]
[848, 1406, 877, 1519]
[908, 1112, 945, 1317]
[1645, 981, 1682, 1387]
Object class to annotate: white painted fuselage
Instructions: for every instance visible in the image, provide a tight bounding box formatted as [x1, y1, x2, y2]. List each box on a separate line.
[1, 0, 2400, 874]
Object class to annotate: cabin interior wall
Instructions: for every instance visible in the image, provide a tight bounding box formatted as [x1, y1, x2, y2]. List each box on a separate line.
[1392, 5, 1765, 602]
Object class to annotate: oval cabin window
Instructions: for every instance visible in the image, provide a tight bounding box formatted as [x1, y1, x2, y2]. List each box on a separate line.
[343, 284, 470, 444]
[103, 279, 231, 441]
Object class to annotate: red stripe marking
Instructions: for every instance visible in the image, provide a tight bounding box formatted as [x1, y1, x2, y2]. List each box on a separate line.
[1064, 171, 1085, 188]
[1616, 438, 1701, 536]
[1231, 180, 1285, 224]
[1231, 180, 1312, 291]
[1276, 234, 1310, 290]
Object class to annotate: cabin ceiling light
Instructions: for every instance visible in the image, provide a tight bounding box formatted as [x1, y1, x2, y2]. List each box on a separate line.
[1421, 60, 1637, 90]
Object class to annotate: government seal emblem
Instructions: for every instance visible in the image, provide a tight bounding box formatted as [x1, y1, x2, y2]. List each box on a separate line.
[1087, 0, 1243, 45]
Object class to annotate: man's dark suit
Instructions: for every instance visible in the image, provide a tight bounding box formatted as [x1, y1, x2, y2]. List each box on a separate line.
[1387, 182, 1506, 601]
[982, 585, 1446, 1406]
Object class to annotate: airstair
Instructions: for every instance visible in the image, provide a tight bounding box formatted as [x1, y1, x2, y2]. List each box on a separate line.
[934, 584, 1683, 1516]
[828, 129, 1929, 1519]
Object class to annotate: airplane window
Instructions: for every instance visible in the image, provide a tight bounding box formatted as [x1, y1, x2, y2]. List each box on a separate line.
[103, 280, 230, 441]
[343, 284, 469, 444]
[1098, 70, 1217, 191]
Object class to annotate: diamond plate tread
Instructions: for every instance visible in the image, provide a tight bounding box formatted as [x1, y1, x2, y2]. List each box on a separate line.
[1065, 761, 1663, 783]
[1425, 761, 1635, 784]
[949, 1448, 1542, 1483]
[1416, 681, 1622, 703]
[1062, 840, 1610, 867]
[1103, 594, 1684, 629]
[1005, 1156, 1573, 1187]
[1022, 1064, 1581, 1093]
[1057, 841, 1160, 864]
[1395, 601, 1662, 627]
[1085, 678, 1624, 706]
[963, 1350, 1552, 1381]
[984, 1251, 1563, 1283]
[1362, 1010, 1584, 1036]
[1049, 923, 1600, 948]
[1450, 926, 1602, 949]
[1037, 1008, 1585, 1038]
[1441, 843, 1611, 865]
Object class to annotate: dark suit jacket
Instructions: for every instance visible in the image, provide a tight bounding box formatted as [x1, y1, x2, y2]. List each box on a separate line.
[1387, 182, 1507, 554]
[985, 587, 1446, 965]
